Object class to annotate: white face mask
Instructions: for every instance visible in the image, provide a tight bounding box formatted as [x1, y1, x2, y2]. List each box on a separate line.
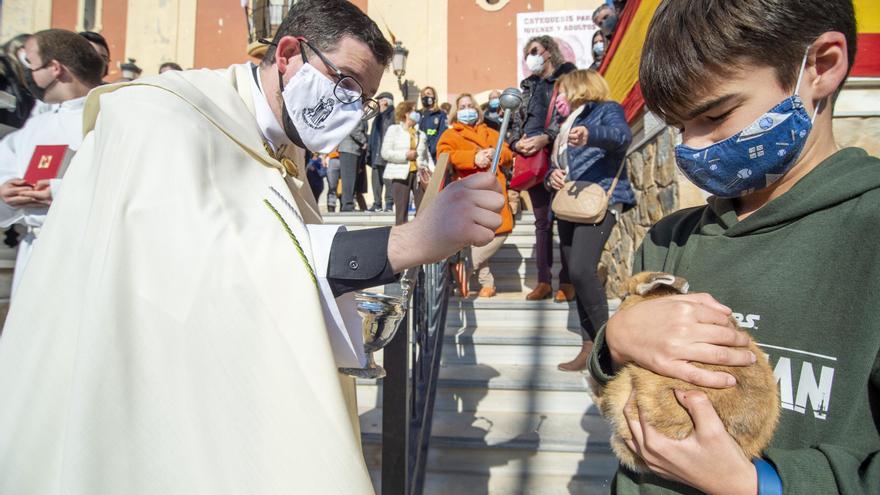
[525, 53, 545, 74]
[280, 63, 362, 154]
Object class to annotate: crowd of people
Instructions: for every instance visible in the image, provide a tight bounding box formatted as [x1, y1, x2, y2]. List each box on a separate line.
[297, 3, 630, 374]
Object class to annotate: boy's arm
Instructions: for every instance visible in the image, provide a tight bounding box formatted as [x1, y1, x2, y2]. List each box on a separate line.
[764, 443, 880, 494]
[629, 386, 880, 495]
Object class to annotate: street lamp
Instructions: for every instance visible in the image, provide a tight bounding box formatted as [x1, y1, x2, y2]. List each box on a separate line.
[392, 41, 409, 100]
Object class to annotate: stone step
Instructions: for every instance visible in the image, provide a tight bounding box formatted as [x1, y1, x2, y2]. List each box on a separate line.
[445, 324, 583, 346]
[360, 408, 615, 478]
[325, 212, 537, 226]
[357, 364, 594, 415]
[423, 471, 615, 495]
[360, 407, 614, 455]
[368, 463, 618, 494]
[441, 341, 580, 366]
[446, 297, 587, 330]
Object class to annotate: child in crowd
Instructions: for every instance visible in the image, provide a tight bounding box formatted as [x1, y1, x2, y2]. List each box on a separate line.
[589, 1, 879, 493]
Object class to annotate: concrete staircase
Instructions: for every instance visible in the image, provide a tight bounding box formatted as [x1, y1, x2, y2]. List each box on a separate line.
[326, 212, 620, 495]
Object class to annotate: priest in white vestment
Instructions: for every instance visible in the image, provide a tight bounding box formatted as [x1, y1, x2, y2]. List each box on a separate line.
[0, 3, 506, 495]
[0, 30, 105, 294]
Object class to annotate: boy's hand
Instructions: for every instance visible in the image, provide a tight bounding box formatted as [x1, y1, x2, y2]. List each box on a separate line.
[624, 390, 758, 495]
[605, 293, 755, 388]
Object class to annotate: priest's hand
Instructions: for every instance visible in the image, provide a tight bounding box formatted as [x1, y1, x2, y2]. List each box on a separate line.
[0, 178, 39, 208]
[19, 180, 53, 207]
[388, 172, 504, 273]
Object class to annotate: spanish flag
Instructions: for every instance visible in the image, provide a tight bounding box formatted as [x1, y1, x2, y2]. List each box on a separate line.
[602, 0, 880, 123]
[597, 0, 660, 123]
[854, 0, 880, 77]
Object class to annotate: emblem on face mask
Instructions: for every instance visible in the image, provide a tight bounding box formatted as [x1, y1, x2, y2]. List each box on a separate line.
[302, 96, 335, 130]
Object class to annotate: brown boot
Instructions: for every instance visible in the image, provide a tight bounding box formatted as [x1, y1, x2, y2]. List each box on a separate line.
[478, 286, 497, 298]
[526, 282, 552, 301]
[558, 341, 595, 372]
[554, 283, 576, 303]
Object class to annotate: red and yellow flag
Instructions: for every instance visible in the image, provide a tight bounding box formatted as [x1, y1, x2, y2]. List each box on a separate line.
[853, 0, 880, 77]
[597, 0, 661, 123]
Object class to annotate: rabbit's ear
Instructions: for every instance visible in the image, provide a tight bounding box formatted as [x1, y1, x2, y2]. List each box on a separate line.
[635, 273, 690, 296]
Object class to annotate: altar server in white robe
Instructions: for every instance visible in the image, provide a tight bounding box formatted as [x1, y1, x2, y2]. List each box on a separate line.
[0, 30, 104, 294]
[0, 2, 505, 494]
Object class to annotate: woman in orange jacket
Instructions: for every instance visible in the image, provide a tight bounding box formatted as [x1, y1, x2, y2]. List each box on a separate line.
[437, 93, 514, 298]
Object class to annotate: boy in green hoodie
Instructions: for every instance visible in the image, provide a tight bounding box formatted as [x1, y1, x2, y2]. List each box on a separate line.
[588, 1, 880, 493]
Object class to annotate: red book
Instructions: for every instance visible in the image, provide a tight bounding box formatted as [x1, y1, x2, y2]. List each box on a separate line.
[23, 145, 74, 186]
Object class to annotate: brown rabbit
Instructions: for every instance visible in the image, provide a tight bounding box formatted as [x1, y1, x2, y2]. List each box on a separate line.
[595, 272, 780, 473]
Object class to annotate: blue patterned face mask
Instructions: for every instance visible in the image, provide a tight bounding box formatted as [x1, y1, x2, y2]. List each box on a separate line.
[674, 52, 820, 198]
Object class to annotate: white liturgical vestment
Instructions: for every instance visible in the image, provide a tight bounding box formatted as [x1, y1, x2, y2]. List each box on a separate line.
[0, 66, 374, 494]
[0, 96, 85, 294]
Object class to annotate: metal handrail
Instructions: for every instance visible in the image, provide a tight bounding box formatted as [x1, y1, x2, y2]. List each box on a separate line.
[381, 260, 452, 495]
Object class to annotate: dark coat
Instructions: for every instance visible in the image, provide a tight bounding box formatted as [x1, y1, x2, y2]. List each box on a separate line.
[418, 108, 448, 160]
[508, 61, 577, 148]
[339, 119, 368, 155]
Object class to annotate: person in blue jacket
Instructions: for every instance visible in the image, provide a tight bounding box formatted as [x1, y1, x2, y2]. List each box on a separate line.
[418, 86, 447, 161]
[545, 69, 635, 372]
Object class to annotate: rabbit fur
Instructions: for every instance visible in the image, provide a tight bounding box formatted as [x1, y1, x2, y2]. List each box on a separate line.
[595, 272, 780, 473]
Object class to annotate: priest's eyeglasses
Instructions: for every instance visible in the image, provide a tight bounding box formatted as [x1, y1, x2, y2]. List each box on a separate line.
[273, 37, 376, 121]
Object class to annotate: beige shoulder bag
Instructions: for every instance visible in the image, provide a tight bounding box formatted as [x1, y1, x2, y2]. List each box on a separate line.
[551, 158, 626, 224]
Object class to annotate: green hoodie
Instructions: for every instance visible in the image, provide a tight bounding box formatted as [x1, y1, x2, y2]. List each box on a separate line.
[589, 148, 880, 494]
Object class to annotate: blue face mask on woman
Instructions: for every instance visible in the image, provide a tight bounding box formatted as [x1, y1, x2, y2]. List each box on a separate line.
[489, 98, 500, 110]
[458, 108, 479, 125]
[674, 51, 820, 198]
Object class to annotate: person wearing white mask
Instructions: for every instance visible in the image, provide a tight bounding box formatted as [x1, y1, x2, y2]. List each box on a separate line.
[0, 29, 104, 295]
[509, 35, 577, 302]
[381, 101, 433, 225]
[0, 1, 506, 494]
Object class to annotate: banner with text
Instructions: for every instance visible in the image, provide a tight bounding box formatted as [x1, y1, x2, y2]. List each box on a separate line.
[516, 11, 599, 82]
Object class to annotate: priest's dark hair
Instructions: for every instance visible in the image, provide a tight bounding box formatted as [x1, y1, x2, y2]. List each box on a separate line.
[78, 31, 109, 57]
[34, 29, 105, 87]
[262, 0, 393, 68]
[639, 0, 857, 126]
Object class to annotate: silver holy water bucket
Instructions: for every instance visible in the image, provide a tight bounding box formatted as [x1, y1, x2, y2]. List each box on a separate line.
[338, 268, 416, 379]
